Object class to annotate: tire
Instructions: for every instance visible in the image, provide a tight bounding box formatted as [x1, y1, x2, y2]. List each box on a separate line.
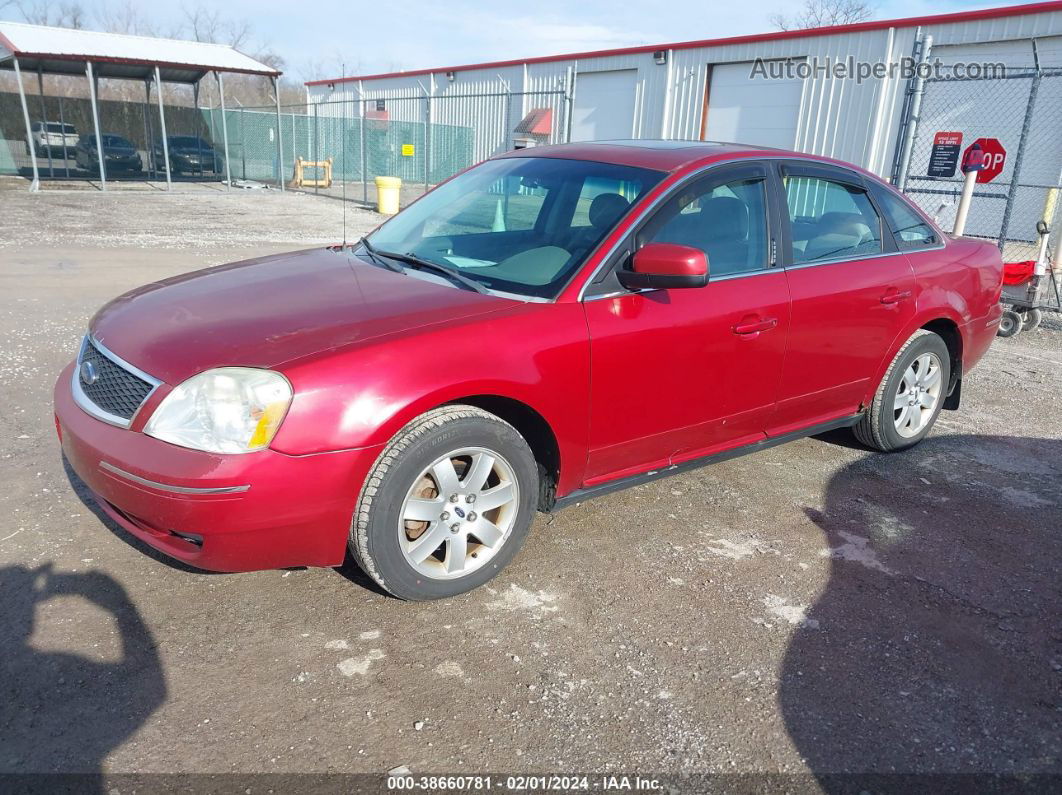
[853, 329, 951, 453]
[997, 309, 1023, 338]
[1020, 308, 1043, 332]
[350, 405, 539, 600]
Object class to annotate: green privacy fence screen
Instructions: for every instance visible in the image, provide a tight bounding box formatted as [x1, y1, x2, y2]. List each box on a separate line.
[1, 89, 566, 191]
[204, 106, 474, 185]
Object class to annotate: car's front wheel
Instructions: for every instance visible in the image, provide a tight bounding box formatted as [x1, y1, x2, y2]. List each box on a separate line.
[853, 329, 951, 452]
[350, 405, 539, 600]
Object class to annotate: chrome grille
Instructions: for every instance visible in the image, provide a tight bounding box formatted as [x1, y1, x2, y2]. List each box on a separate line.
[75, 338, 156, 423]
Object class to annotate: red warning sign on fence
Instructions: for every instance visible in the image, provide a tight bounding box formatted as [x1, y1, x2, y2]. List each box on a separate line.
[928, 132, 963, 178]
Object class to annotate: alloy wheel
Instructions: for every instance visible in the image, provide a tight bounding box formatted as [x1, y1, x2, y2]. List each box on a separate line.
[893, 352, 943, 438]
[398, 447, 519, 580]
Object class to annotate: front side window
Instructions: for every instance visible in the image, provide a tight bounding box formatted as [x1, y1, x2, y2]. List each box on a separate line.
[872, 186, 938, 250]
[641, 177, 769, 277]
[367, 157, 663, 298]
[785, 176, 883, 264]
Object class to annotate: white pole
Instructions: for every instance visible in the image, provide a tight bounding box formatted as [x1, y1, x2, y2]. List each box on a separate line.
[86, 61, 107, 190]
[154, 66, 172, 190]
[952, 169, 978, 237]
[272, 76, 285, 191]
[37, 65, 54, 178]
[215, 72, 232, 188]
[12, 57, 39, 192]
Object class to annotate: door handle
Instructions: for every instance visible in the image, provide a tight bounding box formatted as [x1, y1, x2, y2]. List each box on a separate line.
[733, 317, 778, 335]
[880, 289, 912, 305]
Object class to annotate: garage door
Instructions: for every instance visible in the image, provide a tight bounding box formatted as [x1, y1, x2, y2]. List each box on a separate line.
[570, 69, 637, 142]
[705, 61, 804, 148]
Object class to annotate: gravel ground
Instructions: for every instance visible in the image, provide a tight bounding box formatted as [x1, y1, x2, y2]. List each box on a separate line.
[1, 189, 1059, 791]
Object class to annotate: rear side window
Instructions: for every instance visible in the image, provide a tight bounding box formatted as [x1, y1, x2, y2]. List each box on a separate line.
[785, 177, 883, 264]
[872, 186, 938, 250]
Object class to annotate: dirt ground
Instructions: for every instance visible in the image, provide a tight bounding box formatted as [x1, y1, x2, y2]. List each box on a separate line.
[1, 188, 1059, 791]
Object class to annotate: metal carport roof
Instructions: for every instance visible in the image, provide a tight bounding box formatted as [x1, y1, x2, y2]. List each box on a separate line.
[0, 20, 280, 83]
[0, 20, 284, 192]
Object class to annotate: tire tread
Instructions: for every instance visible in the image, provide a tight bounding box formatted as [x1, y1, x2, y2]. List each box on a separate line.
[349, 405, 519, 597]
[854, 329, 937, 452]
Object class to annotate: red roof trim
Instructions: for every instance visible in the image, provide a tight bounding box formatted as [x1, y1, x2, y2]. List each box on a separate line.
[0, 29, 19, 54]
[306, 1, 1062, 86]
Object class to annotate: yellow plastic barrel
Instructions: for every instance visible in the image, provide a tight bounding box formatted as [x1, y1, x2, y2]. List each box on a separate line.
[374, 176, 402, 215]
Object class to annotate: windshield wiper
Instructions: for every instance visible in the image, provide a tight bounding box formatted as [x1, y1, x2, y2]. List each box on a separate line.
[357, 237, 403, 273]
[376, 249, 489, 294]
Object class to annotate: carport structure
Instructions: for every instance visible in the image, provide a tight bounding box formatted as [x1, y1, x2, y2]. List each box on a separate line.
[0, 21, 282, 191]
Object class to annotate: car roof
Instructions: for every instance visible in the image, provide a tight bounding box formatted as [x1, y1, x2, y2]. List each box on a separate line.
[496, 139, 793, 172]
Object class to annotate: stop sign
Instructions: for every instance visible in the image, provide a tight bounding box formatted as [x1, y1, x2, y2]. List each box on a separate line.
[965, 138, 1006, 183]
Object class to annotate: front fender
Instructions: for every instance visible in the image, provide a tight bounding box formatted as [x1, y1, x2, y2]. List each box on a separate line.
[270, 302, 591, 494]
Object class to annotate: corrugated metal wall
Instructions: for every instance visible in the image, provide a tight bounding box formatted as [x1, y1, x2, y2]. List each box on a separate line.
[307, 9, 1062, 177]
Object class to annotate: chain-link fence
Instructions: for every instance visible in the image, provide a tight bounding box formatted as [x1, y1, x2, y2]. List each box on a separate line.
[1, 85, 569, 200]
[237, 89, 571, 205]
[0, 88, 227, 183]
[896, 66, 1062, 263]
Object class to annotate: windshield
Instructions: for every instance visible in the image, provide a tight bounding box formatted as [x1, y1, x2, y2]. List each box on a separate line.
[101, 135, 133, 147]
[46, 123, 76, 134]
[366, 156, 663, 298]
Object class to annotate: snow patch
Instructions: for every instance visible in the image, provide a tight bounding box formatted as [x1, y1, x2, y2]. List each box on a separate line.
[763, 594, 820, 629]
[433, 661, 465, 678]
[337, 649, 386, 676]
[703, 537, 778, 560]
[485, 584, 559, 617]
[822, 530, 896, 575]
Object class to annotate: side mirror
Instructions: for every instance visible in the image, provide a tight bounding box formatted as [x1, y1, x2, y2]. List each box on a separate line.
[617, 243, 709, 290]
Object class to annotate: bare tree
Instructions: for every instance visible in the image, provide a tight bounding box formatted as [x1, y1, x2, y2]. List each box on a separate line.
[16, 0, 87, 28]
[3, 1, 300, 108]
[770, 0, 874, 31]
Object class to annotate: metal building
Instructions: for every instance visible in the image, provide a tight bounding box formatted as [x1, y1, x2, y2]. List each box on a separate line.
[305, 1, 1062, 256]
[305, 1, 1062, 172]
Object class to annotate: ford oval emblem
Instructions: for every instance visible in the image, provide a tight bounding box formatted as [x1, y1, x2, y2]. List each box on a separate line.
[80, 360, 99, 386]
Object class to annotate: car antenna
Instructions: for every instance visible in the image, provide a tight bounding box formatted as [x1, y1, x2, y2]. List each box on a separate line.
[341, 62, 348, 248]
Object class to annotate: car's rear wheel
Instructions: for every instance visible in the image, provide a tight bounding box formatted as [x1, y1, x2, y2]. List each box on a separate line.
[349, 405, 538, 600]
[853, 329, 950, 452]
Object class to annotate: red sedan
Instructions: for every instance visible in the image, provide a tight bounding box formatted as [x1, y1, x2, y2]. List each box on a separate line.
[54, 141, 1003, 600]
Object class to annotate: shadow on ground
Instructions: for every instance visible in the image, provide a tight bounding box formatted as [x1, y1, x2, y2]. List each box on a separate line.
[781, 434, 1061, 785]
[0, 563, 166, 783]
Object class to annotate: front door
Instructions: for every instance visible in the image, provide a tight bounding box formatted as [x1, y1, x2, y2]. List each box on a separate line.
[582, 164, 791, 484]
[769, 163, 917, 434]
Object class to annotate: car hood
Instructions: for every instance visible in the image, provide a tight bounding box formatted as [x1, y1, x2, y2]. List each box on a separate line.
[90, 248, 515, 385]
[171, 148, 214, 156]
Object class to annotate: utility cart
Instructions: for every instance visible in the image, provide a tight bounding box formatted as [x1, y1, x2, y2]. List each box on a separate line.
[998, 220, 1061, 337]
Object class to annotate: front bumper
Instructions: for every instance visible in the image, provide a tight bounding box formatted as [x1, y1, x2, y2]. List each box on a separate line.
[55, 362, 381, 572]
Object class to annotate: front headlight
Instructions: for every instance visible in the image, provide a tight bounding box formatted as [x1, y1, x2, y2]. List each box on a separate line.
[144, 368, 292, 454]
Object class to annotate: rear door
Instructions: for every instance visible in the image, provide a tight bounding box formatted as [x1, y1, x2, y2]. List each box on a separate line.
[582, 163, 791, 482]
[768, 161, 916, 435]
